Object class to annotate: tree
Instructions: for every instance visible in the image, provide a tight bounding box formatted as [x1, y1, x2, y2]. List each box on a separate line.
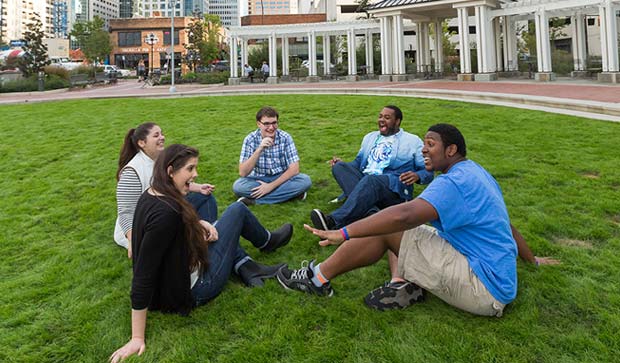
[355, 0, 372, 19]
[19, 16, 50, 77]
[70, 16, 112, 63]
[183, 14, 224, 69]
[518, 17, 567, 58]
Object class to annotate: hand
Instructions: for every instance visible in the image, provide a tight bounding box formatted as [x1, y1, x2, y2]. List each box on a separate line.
[197, 183, 215, 195]
[535, 256, 561, 265]
[328, 156, 342, 167]
[126, 230, 133, 259]
[109, 337, 145, 363]
[250, 181, 275, 199]
[259, 137, 274, 150]
[303, 224, 345, 246]
[199, 220, 218, 242]
[399, 171, 419, 186]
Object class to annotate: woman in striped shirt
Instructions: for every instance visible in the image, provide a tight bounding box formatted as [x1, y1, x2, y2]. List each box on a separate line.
[114, 122, 217, 258]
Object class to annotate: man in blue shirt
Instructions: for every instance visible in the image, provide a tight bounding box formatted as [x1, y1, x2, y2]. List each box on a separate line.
[233, 106, 311, 205]
[278, 124, 551, 316]
[310, 105, 433, 232]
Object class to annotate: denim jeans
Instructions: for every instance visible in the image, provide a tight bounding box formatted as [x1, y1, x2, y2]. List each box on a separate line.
[330, 161, 403, 228]
[186, 193, 218, 223]
[191, 202, 270, 306]
[233, 173, 312, 204]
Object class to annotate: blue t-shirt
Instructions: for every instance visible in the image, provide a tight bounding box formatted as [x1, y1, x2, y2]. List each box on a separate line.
[363, 134, 396, 175]
[418, 160, 517, 304]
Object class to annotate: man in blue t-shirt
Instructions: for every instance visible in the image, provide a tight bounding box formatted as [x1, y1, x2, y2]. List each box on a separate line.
[277, 124, 550, 316]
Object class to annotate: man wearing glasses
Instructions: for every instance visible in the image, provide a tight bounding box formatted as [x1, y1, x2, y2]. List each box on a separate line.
[233, 106, 311, 205]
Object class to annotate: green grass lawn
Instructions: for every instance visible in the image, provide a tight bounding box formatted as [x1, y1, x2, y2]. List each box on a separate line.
[1, 95, 619, 363]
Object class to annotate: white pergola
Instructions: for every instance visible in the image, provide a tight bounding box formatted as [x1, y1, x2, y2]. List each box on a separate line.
[228, 0, 620, 83]
[368, 0, 620, 82]
[227, 20, 382, 84]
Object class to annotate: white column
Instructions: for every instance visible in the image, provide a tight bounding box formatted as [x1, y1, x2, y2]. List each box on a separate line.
[535, 9, 552, 72]
[347, 28, 357, 75]
[494, 17, 503, 72]
[269, 33, 277, 77]
[600, 1, 619, 72]
[309, 31, 317, 76]
[503, 16, 518, 71]
[230, 36, 238, 78]
[380, 17, 393, 75]
[365, 30, 374, 75]
[475, 5, 496, 73]
[323, 35, 331, 75]
[572, 13, 586, 71]
[416, 23, 423, 72]
[422, 23, 431, 67]
[433, 20, 443, 73]
[392, 14, 405, 74]
[457, 7, 471, 73]
[282, 36, 289, 76]
[240, 39, 248, 73]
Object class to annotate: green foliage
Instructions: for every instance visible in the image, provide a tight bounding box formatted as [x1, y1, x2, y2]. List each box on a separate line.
[1, 95, 620, 362]
[43, 65, 70, 80]
[44, 74, 70, 90]
[551, 49, 574, 75]
[519, 18, 568, 59]
[19, 16, 50, 77]
[70, 16, 112, 63]
[355, 0, 372, 19]
[0, 77, 37, 92]
[196, 71, 228, 84]
[182, 71, 197, 83]
[248, 42, 269, 70]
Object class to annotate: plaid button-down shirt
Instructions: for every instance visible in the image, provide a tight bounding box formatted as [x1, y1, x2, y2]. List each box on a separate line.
[239, 129, 300, 177]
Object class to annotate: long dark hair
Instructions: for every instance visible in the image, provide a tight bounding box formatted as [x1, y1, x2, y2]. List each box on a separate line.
[117, 122, 157, 181]
[151, 144, 209, 271]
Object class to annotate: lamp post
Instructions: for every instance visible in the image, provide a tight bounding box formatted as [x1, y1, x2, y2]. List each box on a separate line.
[169, 0, 178, 93]
[144, 33, 158, 77]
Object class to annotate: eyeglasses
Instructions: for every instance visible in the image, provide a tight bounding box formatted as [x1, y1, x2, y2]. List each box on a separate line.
[258, 120, 279, 127]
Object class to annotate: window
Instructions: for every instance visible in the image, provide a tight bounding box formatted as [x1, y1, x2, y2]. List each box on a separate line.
[118, 31, 142, 46]
[163, 30, 179, 45]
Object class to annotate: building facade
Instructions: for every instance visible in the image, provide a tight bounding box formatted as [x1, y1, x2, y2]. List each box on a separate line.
[109, 17, 190, 71]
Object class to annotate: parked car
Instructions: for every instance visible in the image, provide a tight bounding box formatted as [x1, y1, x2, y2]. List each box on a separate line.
[210, 60, 230, 72]
[103, 65, 131, 77]
[49, 57, 83, 71]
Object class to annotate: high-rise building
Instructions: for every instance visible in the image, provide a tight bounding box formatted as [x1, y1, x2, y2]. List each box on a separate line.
[75, 0, 119, 28]
[207, 0, 239, 26]
[1, 0, 54, 41]
[52, 0, 69, 37]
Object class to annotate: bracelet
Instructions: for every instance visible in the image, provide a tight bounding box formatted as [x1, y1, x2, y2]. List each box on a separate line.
[340, 227, 350, 241]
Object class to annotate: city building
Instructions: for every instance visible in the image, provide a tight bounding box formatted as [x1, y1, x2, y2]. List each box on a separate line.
[75, 0, 120, 29]
[207, 0, 239, 26]
[1, 0, 54, 40]
[108, 16, 190, 71]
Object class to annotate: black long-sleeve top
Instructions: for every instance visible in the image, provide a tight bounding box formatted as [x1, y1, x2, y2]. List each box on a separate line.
[131, 192, 194, 316]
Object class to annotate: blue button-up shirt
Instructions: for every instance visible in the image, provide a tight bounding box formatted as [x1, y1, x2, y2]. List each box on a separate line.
[239, 129, 300, 177]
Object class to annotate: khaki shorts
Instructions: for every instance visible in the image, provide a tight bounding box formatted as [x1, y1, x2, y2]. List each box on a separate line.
[398, 225, 505, 317]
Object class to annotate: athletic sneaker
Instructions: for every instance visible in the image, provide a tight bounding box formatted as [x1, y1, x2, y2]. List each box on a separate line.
[310, 209, 335, 231]
[364, 281, 425, 311]
[276, 260, 334, 297]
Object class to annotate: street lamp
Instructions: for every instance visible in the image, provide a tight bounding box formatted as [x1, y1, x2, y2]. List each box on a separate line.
[169, 0, 179, 93]
[144, 32, 159, 77]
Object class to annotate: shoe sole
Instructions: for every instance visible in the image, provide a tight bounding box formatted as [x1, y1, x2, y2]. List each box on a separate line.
[310, 209, 329, 230]
[245, 263, 287, 287]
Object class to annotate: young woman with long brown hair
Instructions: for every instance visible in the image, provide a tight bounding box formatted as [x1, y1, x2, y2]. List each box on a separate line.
[110, 144, 291, 363]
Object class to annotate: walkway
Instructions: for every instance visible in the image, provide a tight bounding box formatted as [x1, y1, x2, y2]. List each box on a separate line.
[1, 77, 618, 122]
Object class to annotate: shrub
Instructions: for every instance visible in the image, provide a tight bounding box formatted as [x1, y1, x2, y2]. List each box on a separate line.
[44, 74, 70, 90]
[196, 71, 228, 84]
[551, 49, 573, 75]
[44, 65, 70, 80]
[0, 77, 37, 93]
[182, 72, 197, 83]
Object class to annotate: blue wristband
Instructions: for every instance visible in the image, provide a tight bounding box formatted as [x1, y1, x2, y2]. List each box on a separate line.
[341, 226, 350, 241]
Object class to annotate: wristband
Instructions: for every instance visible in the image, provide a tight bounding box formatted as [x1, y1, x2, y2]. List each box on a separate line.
[340, 227, 350, 241]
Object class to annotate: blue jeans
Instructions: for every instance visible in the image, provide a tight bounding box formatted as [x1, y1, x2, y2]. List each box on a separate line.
[186, 193, 218, 223]
[191, 202, 270, 306]
[233, 173, 312, 204]
[330, 161, 403, 228]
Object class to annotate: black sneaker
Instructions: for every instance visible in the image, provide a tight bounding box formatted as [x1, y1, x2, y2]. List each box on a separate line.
[364, 281, 425, 311]
[310, 209, 335, 231]
[236, 196, 256, 206]
[261, 223, 293, 253]
[276, 260, 334, 297]
[237, 260, 287, 287]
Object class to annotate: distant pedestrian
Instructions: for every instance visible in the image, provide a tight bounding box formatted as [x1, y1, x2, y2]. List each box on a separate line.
[137, 59, 145, 82]
[261, 61, 269, 81]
